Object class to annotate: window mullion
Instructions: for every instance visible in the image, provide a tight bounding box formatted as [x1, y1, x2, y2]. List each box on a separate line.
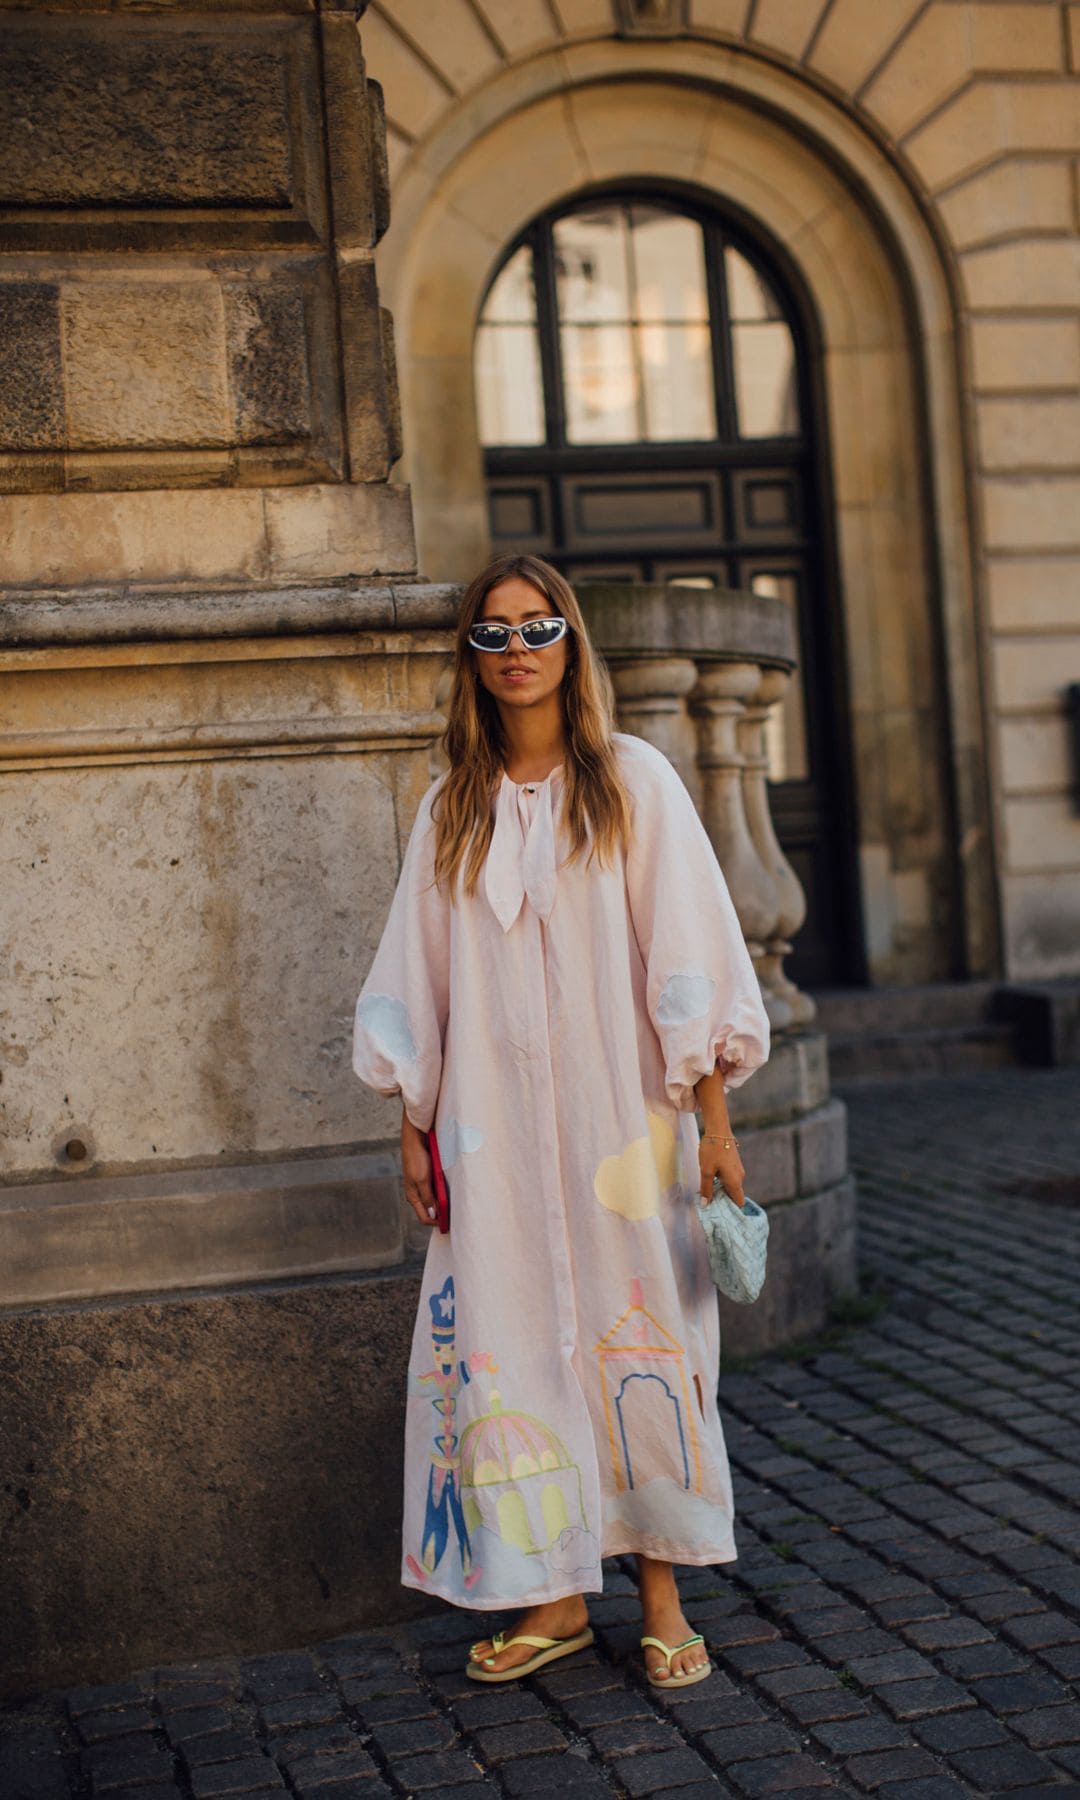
[706, 224, 738, 444]
[534, 221, 566, 449]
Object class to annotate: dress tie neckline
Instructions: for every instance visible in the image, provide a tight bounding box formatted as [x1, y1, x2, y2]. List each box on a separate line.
[484, 768, 564, 933]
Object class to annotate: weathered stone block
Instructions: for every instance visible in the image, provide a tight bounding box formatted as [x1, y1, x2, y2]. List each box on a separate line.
[0, 1153, 406, 1308]
[808, 0, 925, 94]
[62, 282, 230, 450]
[368, 80, 392, 244]
[0, 1266, 431, 1697]
[357, 5, 453, 140]
[962, 239, 1080, 310]
[729, 1030, 830, 1129]
[747, 0, 820, 60]
[983, 474, 1080, 553]
[940, 159, 1074, 251]
[977, 396, 1080, 473]
[986, 555, 1080, 632]
[224, 282, 313, 447]
[0, 284, 64, 451]
[321, 9, 380, 251]
[0, 740, 409, 1173]
[796, 1098, 848, 1195]
[264, 481, 417, 577]
[0, 30, 292, 208]
[971, 318, 1080, 394]
[337, 259, 394, 480]
[999, 716, 1071, 795]
[1000, 871, 1080, 986]
[0, 483, 416, 587]
[741, 1120, 798, 1204]
[1004, 794, 1080, 873]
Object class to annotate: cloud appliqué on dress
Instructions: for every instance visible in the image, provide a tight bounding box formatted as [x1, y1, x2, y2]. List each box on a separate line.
[356, 993, 417, 1062]
[593, 1111, 678, 1220]
[656, 972, 717, 1025]
[438, 1118, 485, 1169]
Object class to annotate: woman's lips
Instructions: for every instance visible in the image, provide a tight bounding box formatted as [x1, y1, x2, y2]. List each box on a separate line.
[501, 668, 535, 682]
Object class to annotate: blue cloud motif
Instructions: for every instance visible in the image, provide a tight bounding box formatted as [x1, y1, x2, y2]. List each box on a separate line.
[656, 971, 717, 1026]
[357, 992, 417, 1062]
[438, 1118, 485, 1169]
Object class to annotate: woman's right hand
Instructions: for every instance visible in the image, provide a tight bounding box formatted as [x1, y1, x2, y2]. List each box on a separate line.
[401, 1112, 437, 1227]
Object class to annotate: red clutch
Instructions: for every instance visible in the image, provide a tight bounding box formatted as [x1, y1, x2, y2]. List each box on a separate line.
[427, 1128, 451, 1234]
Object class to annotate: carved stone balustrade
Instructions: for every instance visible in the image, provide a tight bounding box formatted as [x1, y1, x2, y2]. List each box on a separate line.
[578, 581, 854, 1358]
[577, 581, 816, 1033]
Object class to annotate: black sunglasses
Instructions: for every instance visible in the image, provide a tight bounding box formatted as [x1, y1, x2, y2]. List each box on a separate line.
[467, 616, 569, 653]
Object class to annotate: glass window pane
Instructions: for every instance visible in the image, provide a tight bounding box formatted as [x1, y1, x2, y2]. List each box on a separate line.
[561, 322, 639, 443]
[474, 322, 545, 446]
[630, 207, 709, 323]
[480, 243, 538, 324]
[750, 572, 809, 781]
[732, 321, 799, 437]
[725, 246, 785, 322]
[639, 322, 716, 441]
[554, 207, 632, 322]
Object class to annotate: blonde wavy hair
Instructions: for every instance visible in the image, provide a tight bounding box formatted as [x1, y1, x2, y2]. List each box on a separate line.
[432, 553, 632, 898]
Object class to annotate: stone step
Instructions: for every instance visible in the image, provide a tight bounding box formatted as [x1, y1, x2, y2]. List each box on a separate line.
[826, 1020, 1018, 1086]
[807, 978, 1002, 1038]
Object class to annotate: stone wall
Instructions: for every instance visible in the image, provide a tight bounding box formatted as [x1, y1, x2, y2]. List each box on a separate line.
[0, 1, 409, 580]
[362, 0, 1080, 983]
[0, 0, 859, 1694]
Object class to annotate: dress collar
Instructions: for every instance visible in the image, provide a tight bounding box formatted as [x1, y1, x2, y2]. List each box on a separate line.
[485, 765, 565, 932]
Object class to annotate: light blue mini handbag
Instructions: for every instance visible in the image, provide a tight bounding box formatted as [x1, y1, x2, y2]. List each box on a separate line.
[697, 1177, 769, 1304]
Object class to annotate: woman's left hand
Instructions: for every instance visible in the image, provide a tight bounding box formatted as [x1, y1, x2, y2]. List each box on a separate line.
[698, 1134, 746, 1207]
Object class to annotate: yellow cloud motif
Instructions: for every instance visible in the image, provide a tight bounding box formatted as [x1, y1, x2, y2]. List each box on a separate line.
[593, 1112, 678, 1220]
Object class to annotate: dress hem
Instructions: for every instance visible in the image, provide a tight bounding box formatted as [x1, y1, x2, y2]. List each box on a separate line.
[400, 1571, 606, 1613]
[400, 1535, 737, 1612]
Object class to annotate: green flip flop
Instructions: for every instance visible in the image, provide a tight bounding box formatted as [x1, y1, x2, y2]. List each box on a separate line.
[641, 1632, 712, 1688]
[466, 1625, 595, 1682]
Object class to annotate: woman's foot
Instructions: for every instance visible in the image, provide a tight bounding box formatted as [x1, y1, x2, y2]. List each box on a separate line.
[468, 1594, 590, 1675]
[637, 1557, 710, 1683]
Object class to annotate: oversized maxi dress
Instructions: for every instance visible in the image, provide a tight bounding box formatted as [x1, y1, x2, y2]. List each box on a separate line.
[352, 730, 770, 1611]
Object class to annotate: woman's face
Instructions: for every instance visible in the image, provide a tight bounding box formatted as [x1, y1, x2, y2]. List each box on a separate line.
[472, 576, 570, 713]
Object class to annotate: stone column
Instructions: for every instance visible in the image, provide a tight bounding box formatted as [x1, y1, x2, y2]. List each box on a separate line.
[609, 656, 702, 806]
[691, 662, 788, 1024]
[739, 666, 817, 1026]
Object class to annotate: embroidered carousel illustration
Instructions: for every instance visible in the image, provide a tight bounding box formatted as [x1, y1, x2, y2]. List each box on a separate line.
[594, 1278, 703, 1496]
[458, 1391, 589, 1556]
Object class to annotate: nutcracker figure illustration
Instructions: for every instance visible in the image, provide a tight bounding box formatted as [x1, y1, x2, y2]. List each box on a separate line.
[407, 1274, 497, 1586]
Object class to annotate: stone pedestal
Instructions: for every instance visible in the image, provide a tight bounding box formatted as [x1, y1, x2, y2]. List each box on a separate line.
[0, 1265, 428, 1699]
[581, 585, 859, 1363]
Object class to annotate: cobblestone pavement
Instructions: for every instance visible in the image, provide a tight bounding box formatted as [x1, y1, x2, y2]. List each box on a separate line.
[5, 1068, 1080, 1800]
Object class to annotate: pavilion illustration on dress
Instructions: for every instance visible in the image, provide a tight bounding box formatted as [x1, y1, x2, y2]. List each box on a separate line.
[458, 1391, 588, 1556]
[594, 1279, 703, 1496]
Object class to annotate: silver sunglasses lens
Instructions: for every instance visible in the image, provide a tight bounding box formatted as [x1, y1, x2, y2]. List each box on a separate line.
[521, 619, 564, 645]
[470, 624, 510, 649]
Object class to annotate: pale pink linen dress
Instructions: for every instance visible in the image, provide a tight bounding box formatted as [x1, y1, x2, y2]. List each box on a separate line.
[352, 731, 770, 1611]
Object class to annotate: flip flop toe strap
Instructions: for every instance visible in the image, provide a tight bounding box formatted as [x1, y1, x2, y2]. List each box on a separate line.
[475, 1629, 578, 1666]
[641, 1632, 707, 1678]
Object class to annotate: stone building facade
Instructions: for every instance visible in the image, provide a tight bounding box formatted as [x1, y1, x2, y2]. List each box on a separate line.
[364, 0, 1080, 987]
[0, 0, 1075, 1694]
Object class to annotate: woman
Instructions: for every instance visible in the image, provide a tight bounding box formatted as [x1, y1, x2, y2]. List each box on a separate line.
[352, 553, 770, 1689]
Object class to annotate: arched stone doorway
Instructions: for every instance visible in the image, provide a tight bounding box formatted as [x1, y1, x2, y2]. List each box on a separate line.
[379, 47, 998, 989]
[473, 184, 860, 987]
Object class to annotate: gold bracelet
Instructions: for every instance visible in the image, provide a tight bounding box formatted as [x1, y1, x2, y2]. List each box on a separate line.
[702, 1133, 739, 1148]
